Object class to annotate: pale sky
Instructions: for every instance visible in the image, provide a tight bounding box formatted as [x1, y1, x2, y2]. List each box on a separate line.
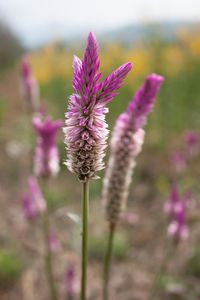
[0, 0, 200, 46]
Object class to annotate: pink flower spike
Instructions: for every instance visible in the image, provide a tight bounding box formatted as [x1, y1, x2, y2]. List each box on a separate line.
[33, 115, 63, 178]
[167, 201, 189, 242]
[165, 184, 189, 243]
[21, 55, 39, 112]
[97, 62, 132, 105]
[64, 32, 132, 182]
[65, 264, 79, 299]
[164, 184, 180, 217]
[22, 176, 46, 221]
[103, 73, 164, 225]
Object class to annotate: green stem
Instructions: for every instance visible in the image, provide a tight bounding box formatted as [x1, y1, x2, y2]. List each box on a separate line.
[42, 181, 59, 300]
[103, 223, 115, 300]
[81, 181, 89, 300]
[150, 240, 178, 300]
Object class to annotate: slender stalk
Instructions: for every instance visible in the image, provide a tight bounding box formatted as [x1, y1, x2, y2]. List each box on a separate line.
[150, 240, 178, 300]
[42, 180, 59, 300]
[81, 181, 89, 300]
[103, 223, 115, 300]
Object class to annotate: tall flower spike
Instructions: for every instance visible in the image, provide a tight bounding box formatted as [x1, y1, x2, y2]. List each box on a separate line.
[165, 184, 189, 242]
[103, 74, 164, 226]
[33, 115, 63, 178]
[164, 184, 181, 217]
[22, 176, 46, 220]
[65, 263, 79, 299]
[167, 199, 189, 242]
[64, 32, 132, 182]
[21, 55, 40, 112]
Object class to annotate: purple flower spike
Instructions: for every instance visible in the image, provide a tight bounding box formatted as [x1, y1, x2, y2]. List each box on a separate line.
[103, 74, 164, 225]
[65, 264, 79, 299]
[33, 115, 63, 178]
[165, 184, 189, 242]
[127, 73, 164, 128]
[167, 200, 189, 242]
[64, 32, 132, 182]
[22, 176, 46, 220]
[97, 63, 132, 105]
[21, 55, 39, 111]
[164, 184, 181, 217]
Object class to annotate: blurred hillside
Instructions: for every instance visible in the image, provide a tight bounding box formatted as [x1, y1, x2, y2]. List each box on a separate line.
[5, 19, 199, 48]
[98, 21, 198, 44]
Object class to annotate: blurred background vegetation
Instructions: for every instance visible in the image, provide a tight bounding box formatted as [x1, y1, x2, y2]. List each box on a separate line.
[2, 22, 200, 141]
[1, 13, 200, 299]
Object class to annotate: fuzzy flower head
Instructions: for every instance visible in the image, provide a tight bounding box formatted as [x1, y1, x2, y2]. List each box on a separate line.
[22, 176, 46, 220]
[21, 55, 39, 111]
[103, 74, 164, 226]
[63, 32, 132, 182]
[33, 115, 63, 178]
